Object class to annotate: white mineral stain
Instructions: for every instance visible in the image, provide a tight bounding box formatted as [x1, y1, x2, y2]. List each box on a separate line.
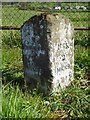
[40, 25, 44, 29]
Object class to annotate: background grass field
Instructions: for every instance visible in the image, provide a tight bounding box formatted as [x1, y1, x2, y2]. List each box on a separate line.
[2, 2, 90, 119]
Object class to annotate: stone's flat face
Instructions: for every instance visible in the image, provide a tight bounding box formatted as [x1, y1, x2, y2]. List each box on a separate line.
[46, 14, 74, 92]
[21, 14, 52, 92]
[21, 13, 74, 93]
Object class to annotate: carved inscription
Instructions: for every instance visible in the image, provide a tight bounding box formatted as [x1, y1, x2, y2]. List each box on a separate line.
[49, 20, 74, 92]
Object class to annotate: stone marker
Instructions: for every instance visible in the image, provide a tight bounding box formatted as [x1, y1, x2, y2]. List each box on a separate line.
[21, 13, 74, 93]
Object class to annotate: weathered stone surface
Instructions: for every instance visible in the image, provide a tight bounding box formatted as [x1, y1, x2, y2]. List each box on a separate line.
[21, 13, 74, 93]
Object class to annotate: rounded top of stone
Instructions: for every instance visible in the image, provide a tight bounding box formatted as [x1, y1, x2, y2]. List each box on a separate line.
[21, 13, 73, 30]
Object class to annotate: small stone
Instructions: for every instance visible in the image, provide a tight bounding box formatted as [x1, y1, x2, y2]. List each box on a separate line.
[21, 13, 74, 93]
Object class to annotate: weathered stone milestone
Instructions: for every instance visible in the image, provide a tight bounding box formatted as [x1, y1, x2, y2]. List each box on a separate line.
[21, 13, 74, 93]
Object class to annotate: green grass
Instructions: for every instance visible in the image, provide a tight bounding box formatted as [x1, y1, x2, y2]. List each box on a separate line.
[74, 46, 90, 79]
[2, 84, 49, 118]
[2, 79, 90, 118]
[2, 6, 41, 27]
[2, 30, 21, 47]
[2, 45, 23, 85]
[2, 2, 90, 119]
[2, 2, 89, 27]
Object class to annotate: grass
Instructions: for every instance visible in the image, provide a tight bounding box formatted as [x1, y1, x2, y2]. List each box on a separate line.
[2, 2, 90, 119]
[2, 3, 88, 27]
[2, 6, 41, 27]
[2, 84, 49, 118]
[74, 46, 90, 79]
[2, 79, 90, 118]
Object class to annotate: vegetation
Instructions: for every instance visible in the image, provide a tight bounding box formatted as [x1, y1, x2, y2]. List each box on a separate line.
[2, 80, 90, 118]
[2, 2, 90, 119]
